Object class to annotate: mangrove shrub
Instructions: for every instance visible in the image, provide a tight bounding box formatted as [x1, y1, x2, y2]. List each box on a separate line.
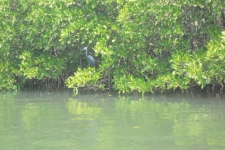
[1, 0, 225, 93]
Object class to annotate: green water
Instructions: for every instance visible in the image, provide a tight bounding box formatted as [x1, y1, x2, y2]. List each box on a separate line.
[0, 91, 225, 150]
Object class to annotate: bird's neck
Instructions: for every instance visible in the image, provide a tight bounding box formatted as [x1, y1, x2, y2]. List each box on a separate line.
[85, 49, 88, 56]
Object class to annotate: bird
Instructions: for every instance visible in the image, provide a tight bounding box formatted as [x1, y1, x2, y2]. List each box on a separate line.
[82, 47, 95, 67]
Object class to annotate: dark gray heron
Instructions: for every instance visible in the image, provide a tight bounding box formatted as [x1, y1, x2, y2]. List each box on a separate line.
[82, 47, 95, 67]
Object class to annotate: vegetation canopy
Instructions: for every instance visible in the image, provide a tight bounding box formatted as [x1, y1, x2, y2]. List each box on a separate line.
[0, 0, 225, 93]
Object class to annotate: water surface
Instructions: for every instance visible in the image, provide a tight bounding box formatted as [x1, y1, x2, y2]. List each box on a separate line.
[0, 91, 225, 150]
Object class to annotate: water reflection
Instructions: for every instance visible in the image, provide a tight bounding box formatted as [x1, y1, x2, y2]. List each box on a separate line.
[0, 92, 225, 149]
[67, 98, 102, 120]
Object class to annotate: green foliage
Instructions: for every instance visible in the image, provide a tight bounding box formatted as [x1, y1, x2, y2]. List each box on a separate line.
[0, 61, 17, 90]
[0, 0, 224, 92]
[19, 51, 64, 79]
[205, 31, 225, 83]
[169, 31, 225, 89]
[66, 67, 101, 88]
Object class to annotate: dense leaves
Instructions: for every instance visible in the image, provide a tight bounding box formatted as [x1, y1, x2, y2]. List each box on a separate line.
[0, 0, 225, 93]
